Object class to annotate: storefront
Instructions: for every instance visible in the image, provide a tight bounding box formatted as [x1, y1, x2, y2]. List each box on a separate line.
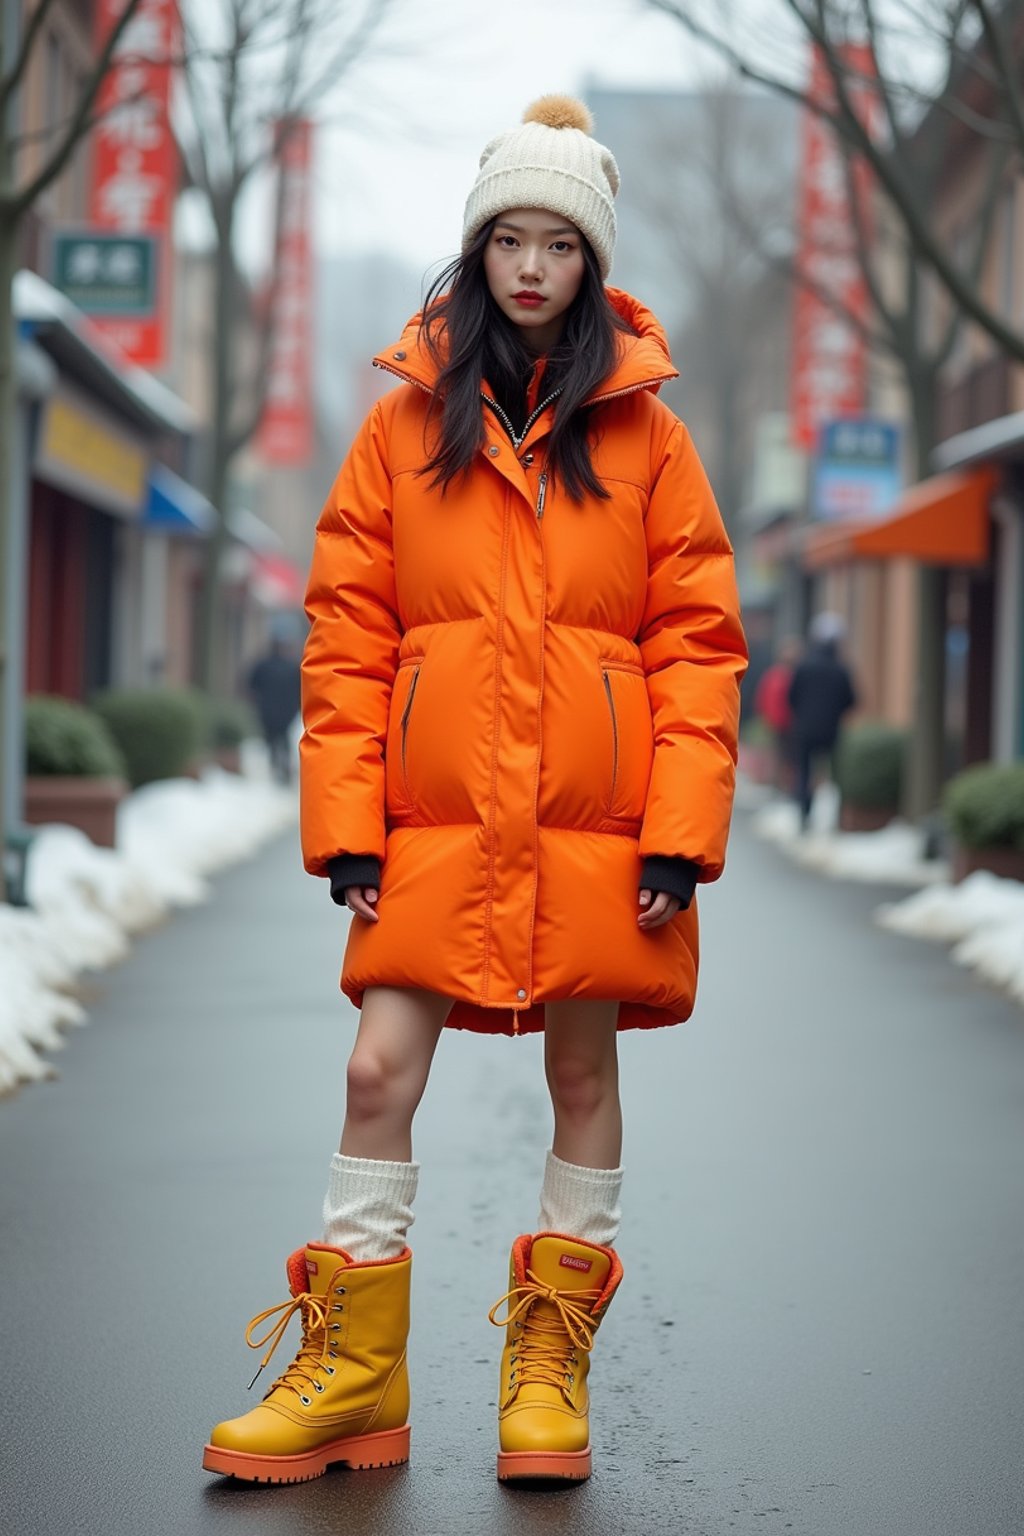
[804, 460, 1013, 778]
[27, 377, 153, 697]
[7, 271, 199, 838]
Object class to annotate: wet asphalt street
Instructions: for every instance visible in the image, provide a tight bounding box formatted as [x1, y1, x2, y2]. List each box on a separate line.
[1, 807, 1023, 1536]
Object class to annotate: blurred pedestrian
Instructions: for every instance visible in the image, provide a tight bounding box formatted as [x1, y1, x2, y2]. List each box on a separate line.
[755, 636, 801, 790]
[246, 637, 301, 785]
[788, 612, 856, 828]
[205, 95, 746, 1488]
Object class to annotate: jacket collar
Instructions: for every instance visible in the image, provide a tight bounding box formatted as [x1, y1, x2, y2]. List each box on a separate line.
[372, 286, 678, 406]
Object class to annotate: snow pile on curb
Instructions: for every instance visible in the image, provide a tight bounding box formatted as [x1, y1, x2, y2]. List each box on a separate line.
[749, 782, 948, 888]
[0, 763, 296, 1095]
[878, 873, 1024, 1006]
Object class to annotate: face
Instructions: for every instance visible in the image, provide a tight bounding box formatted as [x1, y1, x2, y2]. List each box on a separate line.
[482, 208, 586, 354]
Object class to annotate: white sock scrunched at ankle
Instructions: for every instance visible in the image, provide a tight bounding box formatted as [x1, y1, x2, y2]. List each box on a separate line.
[322, 1153, 419, 1262]
[537, 1149, 623, 1248]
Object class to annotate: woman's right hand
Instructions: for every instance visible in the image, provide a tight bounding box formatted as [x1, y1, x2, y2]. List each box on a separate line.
[343, 886, 380, 922]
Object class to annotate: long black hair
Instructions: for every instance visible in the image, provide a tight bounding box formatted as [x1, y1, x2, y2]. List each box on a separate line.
[418, 219, 632, 502]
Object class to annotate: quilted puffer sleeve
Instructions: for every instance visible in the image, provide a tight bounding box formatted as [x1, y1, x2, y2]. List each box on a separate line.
[637, 420, 748, 884]
[300, 401, 401, 877]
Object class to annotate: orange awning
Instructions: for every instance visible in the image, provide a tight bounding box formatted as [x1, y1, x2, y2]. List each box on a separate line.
[804, 465, 999, 570]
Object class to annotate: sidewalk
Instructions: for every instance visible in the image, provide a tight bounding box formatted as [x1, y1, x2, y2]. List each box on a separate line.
[0, 812, 1022, 1535]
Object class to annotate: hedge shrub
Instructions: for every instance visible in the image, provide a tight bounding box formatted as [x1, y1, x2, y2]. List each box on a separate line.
[944, 762, 1024, 851]
[207, 697, 256, 750]
[834, 722, 907, 810]
[24, 695, 126, 779]
[91, 688, 205, 788]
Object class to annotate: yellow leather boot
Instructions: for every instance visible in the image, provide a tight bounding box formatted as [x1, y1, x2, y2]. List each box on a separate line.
[203, 1242, 411, 1483]
[488, 1231, 623, 1482]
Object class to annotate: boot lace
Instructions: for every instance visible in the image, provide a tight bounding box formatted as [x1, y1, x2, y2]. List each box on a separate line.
[243, 1284, 346, 1401]
[488, 1268, 601, 1395]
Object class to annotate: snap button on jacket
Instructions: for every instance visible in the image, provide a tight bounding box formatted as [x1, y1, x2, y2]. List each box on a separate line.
[301, 289, 748, 1035]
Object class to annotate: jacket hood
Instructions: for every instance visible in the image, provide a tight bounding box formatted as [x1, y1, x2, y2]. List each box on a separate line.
[373, 286, 678, 404]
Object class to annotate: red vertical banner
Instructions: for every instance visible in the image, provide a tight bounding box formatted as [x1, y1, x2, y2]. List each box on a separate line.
[791, 44, 877, 449]
[259, 122, 315, 465]
[89, 0, 178, 368]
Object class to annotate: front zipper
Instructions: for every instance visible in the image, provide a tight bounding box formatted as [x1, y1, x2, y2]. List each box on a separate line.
[481, 389, 562, 450]
[400, 666, 420, 800]
[535, 471, 548, 519]
[602, 667, 619, 811]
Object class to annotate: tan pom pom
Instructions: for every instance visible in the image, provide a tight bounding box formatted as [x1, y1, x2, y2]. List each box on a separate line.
[522, 94, 594, 135]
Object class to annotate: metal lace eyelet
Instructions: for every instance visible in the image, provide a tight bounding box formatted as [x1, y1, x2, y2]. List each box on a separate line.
[314, 1382, 325, 1394]
[300, 1395, 311, 1406]
[326, 1366, 335, 1375]
[336, 1287, 346, 1296]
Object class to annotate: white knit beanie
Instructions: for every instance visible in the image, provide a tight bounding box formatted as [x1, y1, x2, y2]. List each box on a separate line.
[462, 95, 620, 279]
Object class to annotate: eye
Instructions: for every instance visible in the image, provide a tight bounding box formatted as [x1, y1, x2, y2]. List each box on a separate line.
[496, 234, 518, 248]
[551, 241, 574, 253]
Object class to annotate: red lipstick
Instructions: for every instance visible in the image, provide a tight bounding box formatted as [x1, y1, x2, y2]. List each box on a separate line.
[513, 290, 545, 308]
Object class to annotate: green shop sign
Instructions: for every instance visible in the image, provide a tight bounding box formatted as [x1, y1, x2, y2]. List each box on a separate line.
[52, 232, 158, 317]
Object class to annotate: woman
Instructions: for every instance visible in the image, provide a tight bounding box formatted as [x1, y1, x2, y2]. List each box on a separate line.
[204, 95, 747, 1488]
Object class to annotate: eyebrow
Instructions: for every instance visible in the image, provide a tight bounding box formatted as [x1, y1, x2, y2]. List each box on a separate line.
[494, 221, 577, 237]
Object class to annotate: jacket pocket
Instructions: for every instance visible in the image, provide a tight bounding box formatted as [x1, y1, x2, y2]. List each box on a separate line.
[400, 665, 421, 803]
[599, 661, 654, 821]
[386, 657, 423, 814]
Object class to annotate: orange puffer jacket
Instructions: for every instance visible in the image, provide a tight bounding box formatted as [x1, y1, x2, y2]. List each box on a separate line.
[301, 288, 747, 1036]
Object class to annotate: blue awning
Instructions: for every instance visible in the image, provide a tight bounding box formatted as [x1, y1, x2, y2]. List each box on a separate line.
[144, 463, 216, 537]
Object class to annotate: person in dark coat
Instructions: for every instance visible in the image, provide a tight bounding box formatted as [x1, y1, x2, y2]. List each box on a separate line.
[788, 613, 856, 827]
[247, 638, 301, 785]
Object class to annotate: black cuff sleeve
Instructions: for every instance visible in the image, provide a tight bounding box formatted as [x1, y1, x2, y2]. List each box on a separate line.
[327, 854, 382, 906]
[639, 855, 700, 910]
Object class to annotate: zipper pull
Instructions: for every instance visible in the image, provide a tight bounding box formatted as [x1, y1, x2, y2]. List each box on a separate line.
[536, 471, 548, 520]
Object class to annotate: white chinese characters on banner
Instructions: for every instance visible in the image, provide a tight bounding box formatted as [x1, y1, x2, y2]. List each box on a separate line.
[260, 122, 315, 464]
[89, 0, 177, 366]
[791, 44, 878, 449]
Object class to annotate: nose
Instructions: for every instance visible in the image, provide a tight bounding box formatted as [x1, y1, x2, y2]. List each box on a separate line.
[518, 245, 544, 282]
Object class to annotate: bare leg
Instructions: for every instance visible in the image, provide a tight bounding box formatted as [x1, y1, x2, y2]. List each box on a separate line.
[340, 985, 453, 1162]
[544, 999, 622, 1169]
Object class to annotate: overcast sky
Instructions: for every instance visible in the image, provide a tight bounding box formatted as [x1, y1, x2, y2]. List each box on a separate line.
[308, 0, 728, 269]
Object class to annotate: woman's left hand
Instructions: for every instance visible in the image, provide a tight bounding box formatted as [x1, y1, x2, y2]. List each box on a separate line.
[637, 889, 681, 929]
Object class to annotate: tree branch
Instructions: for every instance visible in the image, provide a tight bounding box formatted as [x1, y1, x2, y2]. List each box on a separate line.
[226, 148, 291, 455]
[972, 0, 1024, 154]
[7, 0, 147, 219]
[934, 134, 1012, 366]
[0, 0, 62, 114]
[807, 1, 1024, 360]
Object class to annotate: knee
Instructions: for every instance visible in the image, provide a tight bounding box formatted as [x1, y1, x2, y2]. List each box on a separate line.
[546, 1052, 615, 1120]
[346, 1047, 408, 1122]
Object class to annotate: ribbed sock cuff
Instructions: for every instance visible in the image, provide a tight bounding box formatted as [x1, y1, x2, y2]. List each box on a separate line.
[322, 1152, 419, 1262]
[537, 1149, 623, 1247]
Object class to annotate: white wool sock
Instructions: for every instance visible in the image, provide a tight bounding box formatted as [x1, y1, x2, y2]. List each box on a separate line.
[322, 1153, 419, 1262]
[537, 1149, 623, 1248]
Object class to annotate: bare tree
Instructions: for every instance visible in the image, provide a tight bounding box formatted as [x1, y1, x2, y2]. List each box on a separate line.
[176, 0, 398, 694]
[0, 0, 149, 902]
[648, 0, 1024, 362]
[625, 86, 800, 531]
[649, 0, 1023, 817]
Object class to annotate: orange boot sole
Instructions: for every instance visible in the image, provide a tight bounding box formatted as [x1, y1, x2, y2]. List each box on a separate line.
[202, 1423, 410, 1484]
[496, 1445, 592, 1482]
